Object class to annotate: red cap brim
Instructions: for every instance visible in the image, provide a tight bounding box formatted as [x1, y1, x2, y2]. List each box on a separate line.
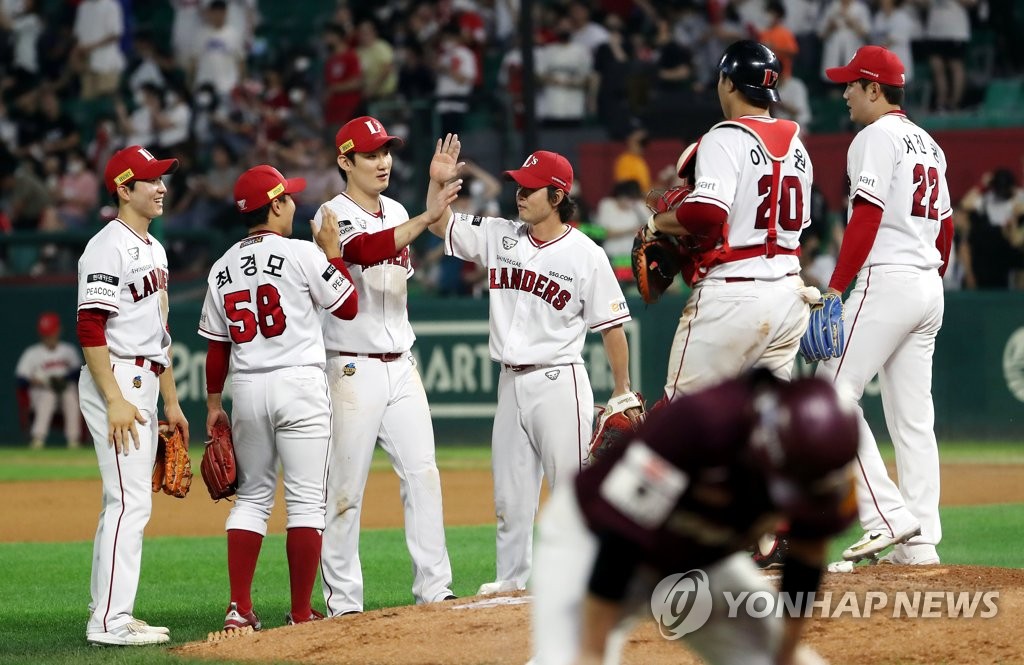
[825, 66, 860, 84]
[503, 169, 551, 190]
[284, 177, 306, 195]
[134, 158, 179, 180]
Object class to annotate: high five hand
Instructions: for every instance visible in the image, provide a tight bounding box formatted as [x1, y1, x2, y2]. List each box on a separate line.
[430, 133, 464, 184]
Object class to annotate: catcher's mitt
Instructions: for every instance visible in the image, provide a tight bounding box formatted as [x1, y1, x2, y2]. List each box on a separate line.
[201, 420, 237, 501]
[588, 391, 646, 462]
[632, 229, 682, 304]
[48, 376, 68, 393]
[152, 424, 192, 499]
[799, 293, 845, 362]
[644, 184, 692, 216]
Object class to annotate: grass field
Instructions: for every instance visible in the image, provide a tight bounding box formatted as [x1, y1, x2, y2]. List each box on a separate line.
[1, 442, 1022, 665]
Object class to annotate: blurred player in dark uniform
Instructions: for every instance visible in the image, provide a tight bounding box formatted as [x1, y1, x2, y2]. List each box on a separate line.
[529, 370, 859, 665]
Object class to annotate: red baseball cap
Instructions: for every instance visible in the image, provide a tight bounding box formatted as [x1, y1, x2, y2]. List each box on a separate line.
[503, 150, 574, 194]
[233, 165, 306, 213]
[825, 46, 906, 88]
[38, 312, 60, 336]
[335, 116, 404, 155]
[104, 145, 179, 193]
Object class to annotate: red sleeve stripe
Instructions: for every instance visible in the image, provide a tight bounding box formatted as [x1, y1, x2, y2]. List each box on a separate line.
[197, 325, 231, 340]
[325, 283, 355, 312]
[851, 188, 885, 209]
[339, 231, 366, 248]
[77, 309, 110, 347]
[687, 193, 731, 212]
[589, 312, 631, 332]
[78, 301, 119, 311]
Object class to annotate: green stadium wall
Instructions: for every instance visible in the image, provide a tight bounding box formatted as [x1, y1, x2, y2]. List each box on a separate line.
[3, 288, 1023, 445]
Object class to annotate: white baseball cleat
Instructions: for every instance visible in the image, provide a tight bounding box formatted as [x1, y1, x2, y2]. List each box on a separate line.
[134, 619, 170, 635]
[87, 619, 171, 646]
[477, 580, 521, 595]
[841, 525, 921, 562]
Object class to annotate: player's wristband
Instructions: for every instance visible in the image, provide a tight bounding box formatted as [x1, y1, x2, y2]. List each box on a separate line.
[646, 215, 659, 237]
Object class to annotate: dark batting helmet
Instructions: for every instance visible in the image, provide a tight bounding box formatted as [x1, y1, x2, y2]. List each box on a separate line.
[750, 375, 859, 521]
[718, 40, 782, 104]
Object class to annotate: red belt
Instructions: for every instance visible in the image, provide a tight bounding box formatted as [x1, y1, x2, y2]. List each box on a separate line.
[503, 364, 536, 372]
[724, 271, 799, 283]
[134, 356, 165, 376]
[337, 351, 404, 363]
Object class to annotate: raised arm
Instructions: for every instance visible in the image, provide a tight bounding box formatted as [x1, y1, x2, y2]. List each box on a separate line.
[426, 133, 465, 238]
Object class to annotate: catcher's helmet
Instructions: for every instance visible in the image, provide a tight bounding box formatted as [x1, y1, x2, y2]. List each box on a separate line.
[718, 40, 781, 104]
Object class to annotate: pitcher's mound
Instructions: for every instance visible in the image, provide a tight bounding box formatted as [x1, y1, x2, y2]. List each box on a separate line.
[176, 565, 1023, 665]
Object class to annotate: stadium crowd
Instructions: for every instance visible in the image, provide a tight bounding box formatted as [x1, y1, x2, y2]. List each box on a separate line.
[1, 0, 1022, 290]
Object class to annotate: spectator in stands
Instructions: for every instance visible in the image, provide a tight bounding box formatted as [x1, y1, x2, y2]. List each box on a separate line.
[170, 0, 203, 68]
[71, 0, 126, 100]
[536, 13, 593, 128]
[594, 179, 648, 280]
[760, 1, 799, 78]
[0, 100, 17, 152]
[322, 22, 363, 131]
[189, 0, 245, 98]
[16, 312, 82, 449]
[785, 0, 825, 79]
[567, 0, 610, 52]
[924, 0, 976, 111]
[166, 139, 239, 232]
[356, 18, 398, 112]
[871, 0, 921, 84]
[434, 21, 478, 134]
[497, 34, 525, 128]
[53, 147, 99, 229]
[612, 119, 651, 192]
[592, 13, 635, 136]
[126, 29, 171, 95]
[36, 5, 76, 92]
[961, 168, 1024, 288]
[6, 0, 43, 76]
[115, 82, 164, 149]
[0, 156, 56, 230]
[817, 0, 870, 83]
[29, 88, 81, 162]
[653, 18, 697, 100]
[158, 84, 193, 153]
[773, 67, 813, 128]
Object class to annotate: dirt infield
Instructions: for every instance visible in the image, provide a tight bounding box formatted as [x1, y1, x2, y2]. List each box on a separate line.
[177, 566, 1024, 665]
[3, 463, 1024, 542]
[5, 462, 1023, 664]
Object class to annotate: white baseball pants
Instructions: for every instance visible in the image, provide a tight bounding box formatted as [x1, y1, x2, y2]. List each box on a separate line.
[817, 265, 944, 549]
[490, 363, 593, 591]
[29, 385, 81, 445]
[81, 361, 159, 634]
[226, 366, 332, 536]
[321, 353, 452, 616]
[664, 275, 811, 399]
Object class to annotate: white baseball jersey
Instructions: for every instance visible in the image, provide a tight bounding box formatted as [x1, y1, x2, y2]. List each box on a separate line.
[313, 193, 415, 353]
[689, 117, 813, 280]
[198, 231, 355, 372]
[77, 220, 171, 366]
[16, 342, 82, 382]
[846, 111, 950, 269]
[444, 213, 630, 365]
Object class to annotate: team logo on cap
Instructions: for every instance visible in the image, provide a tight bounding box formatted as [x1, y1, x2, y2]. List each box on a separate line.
[266, 183, 285, 200]
[762, 69, 779, 87]
[114, 168, 135, 186]
[522, 155, 539, 168]
[128, 247, 139, 260]
[236, 199, 246, 210]
[132, 375, 142, 389]
[343, 363, 356, 377]
[502, 237, 518, 250]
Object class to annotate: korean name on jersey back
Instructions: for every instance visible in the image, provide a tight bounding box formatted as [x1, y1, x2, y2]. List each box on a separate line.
[212, 249, 288, 289]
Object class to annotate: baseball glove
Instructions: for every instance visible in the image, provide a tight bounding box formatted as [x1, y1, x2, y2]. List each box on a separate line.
[152, 424, 192, 499]
[588, 391, 646, 462]
[200, 420, 237, 501]
[48, 376, 68, 393]
[644, 185, 692, 215]
[632, 229, 682, 304]
[800, 293, 845, 362]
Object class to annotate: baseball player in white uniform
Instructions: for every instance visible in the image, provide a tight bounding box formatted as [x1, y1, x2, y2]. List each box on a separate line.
[427, 137, 636, 594]
[315, 117, 463, 616]
[819, 46, 952, 566]
[647, 41, 817, 568]
[648, 41, 815, 398]
[199, 165, 357, 628]
[16, 312, 82, 449]
[78, 145, 188, 646]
